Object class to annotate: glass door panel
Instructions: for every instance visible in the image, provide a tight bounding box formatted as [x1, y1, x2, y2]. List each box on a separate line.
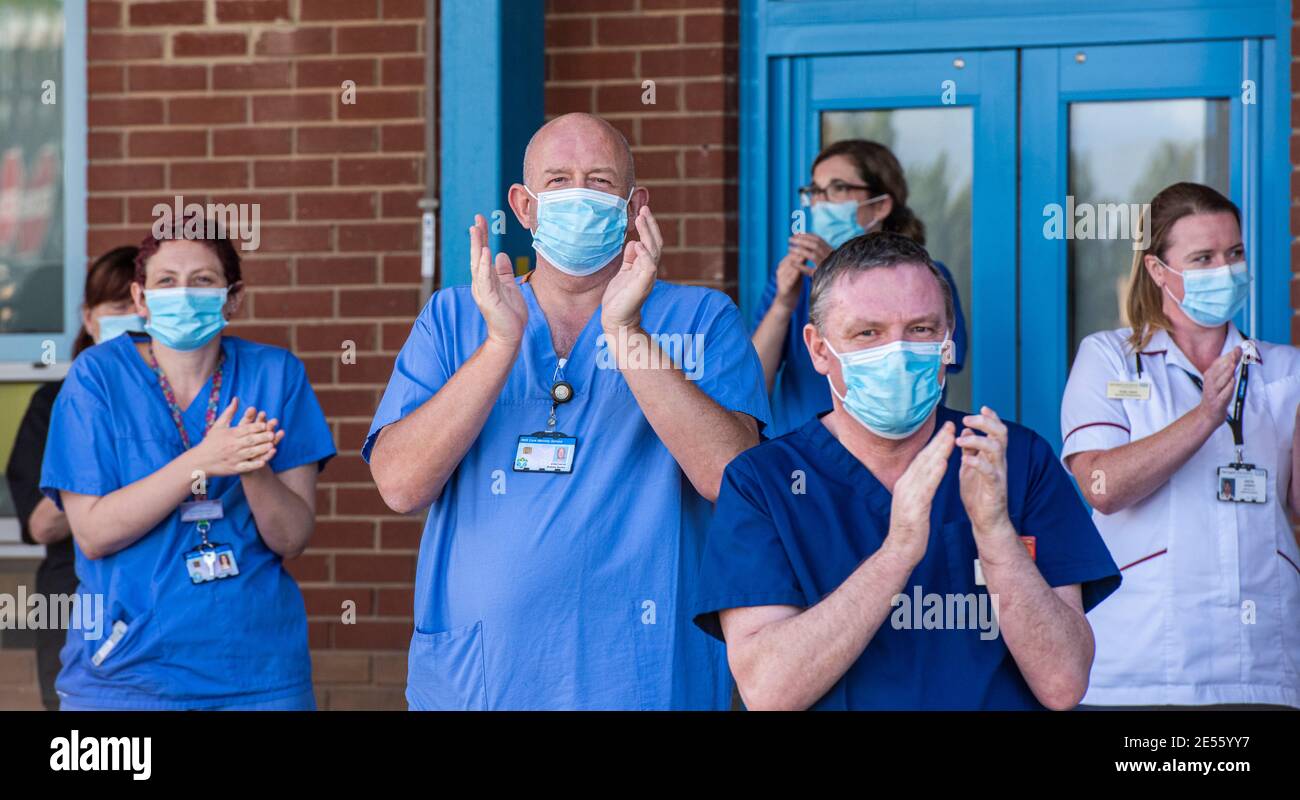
[821, 107, 975, 410]
[1067, 98, 1230, 360]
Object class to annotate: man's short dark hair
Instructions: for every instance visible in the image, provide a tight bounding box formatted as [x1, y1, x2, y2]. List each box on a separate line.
[808, 231, 955, 332]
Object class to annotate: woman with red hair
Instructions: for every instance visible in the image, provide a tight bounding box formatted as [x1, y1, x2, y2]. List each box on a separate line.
[38, 221, 335, 710]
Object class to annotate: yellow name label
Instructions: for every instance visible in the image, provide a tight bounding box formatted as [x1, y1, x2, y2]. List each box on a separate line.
[1106, 380, 1151, 400]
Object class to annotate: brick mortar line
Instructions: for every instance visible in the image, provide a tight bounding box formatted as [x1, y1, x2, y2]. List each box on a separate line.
[94, 21, 427, 33]
[87, 122, 426, 127]
[91, 88, 428, 95]
[545, 11, 737, 19]
[546, 77, 738, 85]
[546, 76, 734, 85]
[92, 54, 427, 61]
[87, 186, 429, 194]
[546, 45, 738, 53]
[87, 52, 425, 66]
[90, 165, 427, 172]
[90, 87, 428, 96]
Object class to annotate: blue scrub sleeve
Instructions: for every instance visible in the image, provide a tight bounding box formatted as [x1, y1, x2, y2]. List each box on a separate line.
[270, 353, 336, 473]
[933, 260, 967, 373]
[1017, 431, 1121, 612]
[693, 296, 773, 430]
[39, 359, 120, 510]
[362, 292, 455, 462]
[692, 457, 806, 641]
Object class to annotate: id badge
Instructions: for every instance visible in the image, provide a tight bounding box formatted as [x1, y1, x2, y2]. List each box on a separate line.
[183, 543, 240, 584]
[513, 433, 578, 473]
[1106, 380, 1151, 400]
[1217, 464, 1267, 504]
[180, 498, 224, 523]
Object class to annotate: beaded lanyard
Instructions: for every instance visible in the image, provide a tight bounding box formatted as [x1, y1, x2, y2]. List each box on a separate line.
[147, 346, 225, 547]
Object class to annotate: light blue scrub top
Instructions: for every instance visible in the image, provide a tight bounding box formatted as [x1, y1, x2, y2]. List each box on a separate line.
[40, 333, 336, 710]
[364, 277, 771, 710]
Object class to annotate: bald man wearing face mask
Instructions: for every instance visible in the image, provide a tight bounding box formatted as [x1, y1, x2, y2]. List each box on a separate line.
[365, 113, 770, 710]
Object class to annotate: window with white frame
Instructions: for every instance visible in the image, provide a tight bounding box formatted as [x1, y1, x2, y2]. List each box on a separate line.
[0, 0, 84, 554]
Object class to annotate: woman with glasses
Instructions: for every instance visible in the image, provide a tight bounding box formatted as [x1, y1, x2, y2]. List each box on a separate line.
[751, 139, 968, 436]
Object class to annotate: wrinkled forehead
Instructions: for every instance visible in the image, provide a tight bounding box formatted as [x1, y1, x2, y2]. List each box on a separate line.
[823, 263, 946, 328]
[524, 116, 633, 187]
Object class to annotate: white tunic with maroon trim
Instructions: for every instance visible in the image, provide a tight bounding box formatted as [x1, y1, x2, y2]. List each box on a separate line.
[1061, 323, 1300, 707]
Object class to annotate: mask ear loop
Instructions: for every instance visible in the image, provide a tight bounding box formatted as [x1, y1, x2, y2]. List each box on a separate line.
[820, 337, 853, 405]
[523, 185, 541, 233]
[858, 193, 889, 234]
[1150, 255, 1186, 310]
[623, 185, 637, 227]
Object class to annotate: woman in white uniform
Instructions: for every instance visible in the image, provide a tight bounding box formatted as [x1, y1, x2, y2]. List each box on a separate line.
[1061, 181, 1300, 708]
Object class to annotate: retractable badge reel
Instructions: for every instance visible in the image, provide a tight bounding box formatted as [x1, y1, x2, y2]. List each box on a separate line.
[1216, 342, 1266, 505]
[514, 363, 579, 474]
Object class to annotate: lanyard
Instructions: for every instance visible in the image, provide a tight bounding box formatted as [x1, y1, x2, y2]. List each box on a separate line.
[547, 358, 573, 432]
[1177, 362, 1250, 460]
[146, 346, 225, 495]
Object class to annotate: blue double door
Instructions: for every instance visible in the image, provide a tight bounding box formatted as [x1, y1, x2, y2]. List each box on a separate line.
[776, 40, 1265, 448]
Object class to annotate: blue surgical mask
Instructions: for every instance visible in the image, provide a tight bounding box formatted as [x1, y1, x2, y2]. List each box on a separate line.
[144, 287, 228, 351]
[825, 333, 951, 439]
[1158, 258, 1250, 328]
[809, 195, 886, 249]
[95, 313, 145, 344]
[528, 186, 633, 276]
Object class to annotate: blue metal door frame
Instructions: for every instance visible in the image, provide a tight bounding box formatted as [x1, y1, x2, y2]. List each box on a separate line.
[439, 0, 543, 289]
[740, 0, 1292, 429]
[1020, 40, 1259, 444]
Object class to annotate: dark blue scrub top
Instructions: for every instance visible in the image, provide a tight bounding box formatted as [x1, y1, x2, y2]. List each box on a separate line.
[753, 259, 969, 437]
[693, 406, 1121, 710]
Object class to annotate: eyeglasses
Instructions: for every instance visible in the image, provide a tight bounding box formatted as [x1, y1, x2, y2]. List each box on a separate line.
[798, 180, 872, 205]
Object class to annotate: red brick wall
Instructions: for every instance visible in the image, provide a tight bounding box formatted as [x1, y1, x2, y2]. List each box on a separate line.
[544, 0, 740, 294]
[84, 0, 428, 710]
[71, 0, 740, 712]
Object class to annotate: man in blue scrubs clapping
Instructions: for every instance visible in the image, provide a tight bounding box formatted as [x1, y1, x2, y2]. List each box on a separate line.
[365, 113, 770, 710]
[692, 232, 1120, 710]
